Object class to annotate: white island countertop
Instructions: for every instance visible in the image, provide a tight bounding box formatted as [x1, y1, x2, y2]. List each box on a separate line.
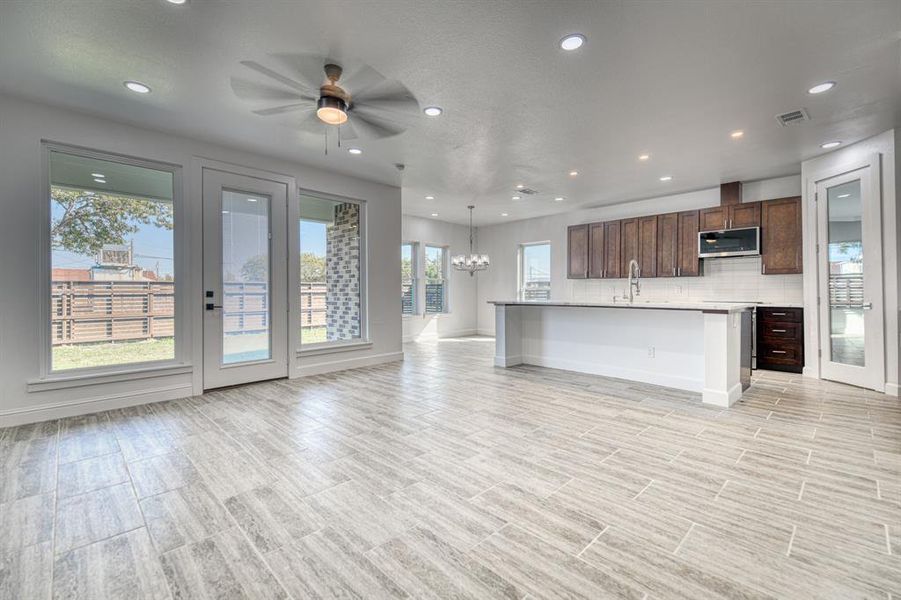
[487, 300, 755, 314]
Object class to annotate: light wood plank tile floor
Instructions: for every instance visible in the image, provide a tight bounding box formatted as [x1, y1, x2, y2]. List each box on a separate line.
[2, 336, 899, 599]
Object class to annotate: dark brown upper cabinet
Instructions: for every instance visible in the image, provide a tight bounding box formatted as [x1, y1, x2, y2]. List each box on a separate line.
[761, 196, 802, 274]
[656, 212, 678, 278]
[567, 224, 589, 279]
[699, 202, 760, 231]
[677, 210, 701, 277]
[658, 211, 700, 277]
[638, 215, 658, 277]
[620, 216, 657, 277]
[588, 222, 604, 278]
[602, 220, 621, 278]
[620, 217, 639, 277]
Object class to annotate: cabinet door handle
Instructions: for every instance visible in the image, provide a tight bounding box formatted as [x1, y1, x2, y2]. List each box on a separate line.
[772, 329, 786, 333]
[678, 267, 681, 276]
[763, 263, 766, 274]
[772, 312, 786, 316]
[771, 350, 787, 354]
[673, 267, 676, 276]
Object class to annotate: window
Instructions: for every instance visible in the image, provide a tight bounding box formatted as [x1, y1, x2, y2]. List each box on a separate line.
[47, 148, 177, 372]
[520, 242, 551, 300]
[299, 193, 365, 346]
[401, 242, 417, 315]
[424, 245, 448, 313]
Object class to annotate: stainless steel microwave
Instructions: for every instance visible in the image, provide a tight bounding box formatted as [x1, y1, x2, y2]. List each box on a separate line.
[698, 227, 760, 258]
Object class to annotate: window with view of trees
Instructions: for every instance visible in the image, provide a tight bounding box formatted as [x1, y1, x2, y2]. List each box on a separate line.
[424, 245, 447, 313]
[48, 149, 177, 372]
[401, 243, 416, 315]
[299, 194, 364, 346]
[520, 242, 551, 301]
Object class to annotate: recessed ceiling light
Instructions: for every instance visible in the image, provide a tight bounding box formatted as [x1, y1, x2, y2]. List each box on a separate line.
[124, 81, 151, 94]
[730, 130, 744, 139]
[569, 170, 578, 177]
[560, 34, 586, 51]
[423, 106, 443, 117]
[93, 178, 107, 184]
[167, 0, 188, 4]
[820, 141, 842, 149]
[554, 197, 565, 202]
[808, 81, 836, 95]
[837, 193, 850, 198]
[638, 154, 650, 161]
[431, 213, 439, 217]
[348, 147, 363, 154]
[425, 195, 435, 200]
[500, 213, 509, 217]
[512, 195, 521, 201]
[222, 210, 230, 214]
[246, 198, 257, 202]
[91, 172, 105, 178]
[659, 175, 673, 182]
[515, 184, 525, 189]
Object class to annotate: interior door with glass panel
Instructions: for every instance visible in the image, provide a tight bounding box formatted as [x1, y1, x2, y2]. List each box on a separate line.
[202, 169, 288, 389]
[816, 167, 884, 390]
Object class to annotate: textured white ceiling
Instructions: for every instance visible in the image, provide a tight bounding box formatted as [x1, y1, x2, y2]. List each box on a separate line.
[1, 0, 899, 225]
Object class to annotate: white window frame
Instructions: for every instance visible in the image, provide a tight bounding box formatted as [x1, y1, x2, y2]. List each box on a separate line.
[297, 189, 369, 355]
[424, 244, 449, 314]
[35, 141, 188, 385]
[518, 241, 552, 300]
[401, 241, 419, 316]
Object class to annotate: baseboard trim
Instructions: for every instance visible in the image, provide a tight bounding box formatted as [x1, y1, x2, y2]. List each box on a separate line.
[0, 383, 194, 427]
[293, 350, 403, 377]
[477, 329, 495, 337]
[519, 353, 703, 393]
[404, 328, 480, 343]
[702, 382, 743, 407]
[886, 382, 900, 397]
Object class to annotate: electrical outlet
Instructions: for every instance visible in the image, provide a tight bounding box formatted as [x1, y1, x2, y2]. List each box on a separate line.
[648, 346, 655, 358]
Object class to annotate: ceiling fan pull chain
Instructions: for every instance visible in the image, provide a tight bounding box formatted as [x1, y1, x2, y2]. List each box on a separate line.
[337, 124, 341, 147]
[324, 129, 328, 155]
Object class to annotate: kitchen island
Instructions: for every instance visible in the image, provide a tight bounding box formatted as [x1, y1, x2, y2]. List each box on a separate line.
[489, 300, 754, 407]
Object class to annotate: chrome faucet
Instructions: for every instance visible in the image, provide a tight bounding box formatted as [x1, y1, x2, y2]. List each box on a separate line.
[627, 259, 641, 303]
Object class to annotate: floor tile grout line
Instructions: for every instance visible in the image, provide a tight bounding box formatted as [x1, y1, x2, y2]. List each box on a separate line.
[713, 479, 729, 502]
[785, 524, 797, 556]
[576, 524, 609, 558]
[672, 522, 696, 556]
[632, 479, 654, 500]
[797, 480, 806, 501]
[47, 421, 61, 600]
[884, 524, 892, 555]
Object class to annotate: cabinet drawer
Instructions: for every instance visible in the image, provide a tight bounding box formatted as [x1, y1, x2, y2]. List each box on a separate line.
[757, 307, 802, 323]
[759, 321, 801, 341]
[758, 343, 803, 366]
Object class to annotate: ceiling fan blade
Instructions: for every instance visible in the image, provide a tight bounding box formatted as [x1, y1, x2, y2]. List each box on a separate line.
[349, 111, 407, 139]
[338, 120, 359, 141]
[240, 60, 317, 95]
[352, 103, 419, 129]
[353, 97, 420, 120]
[341, 63, 386, 96]
[269, 53, 331, 90]
[352, 79, 415, 104]
[252, 103, 313, 116]
[296, 110, 327, 135]
[231, 78, 315, 102]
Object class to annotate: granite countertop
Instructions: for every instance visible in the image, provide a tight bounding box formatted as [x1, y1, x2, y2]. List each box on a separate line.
[487, 300, 755, 314]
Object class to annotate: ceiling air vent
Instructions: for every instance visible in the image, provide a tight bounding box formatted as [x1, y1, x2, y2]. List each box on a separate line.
[517, 187, 539, 195]
[775, 108, 810, 127]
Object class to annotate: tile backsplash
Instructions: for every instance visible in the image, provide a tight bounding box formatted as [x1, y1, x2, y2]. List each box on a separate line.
[567, 256, 803, 305]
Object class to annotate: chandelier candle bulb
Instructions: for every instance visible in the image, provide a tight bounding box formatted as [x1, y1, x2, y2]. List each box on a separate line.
[452, 205, 490, 276]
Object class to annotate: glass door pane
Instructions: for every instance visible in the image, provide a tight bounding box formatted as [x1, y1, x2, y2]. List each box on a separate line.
[221, 190, 271, 364]
[826, 179, 864, 367]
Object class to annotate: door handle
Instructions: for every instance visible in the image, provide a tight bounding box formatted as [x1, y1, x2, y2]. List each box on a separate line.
[205, 303, 223, 311]
[771, 350, 787, 354]
[862, 302, 873, 310]
[772, 329, 786, 333]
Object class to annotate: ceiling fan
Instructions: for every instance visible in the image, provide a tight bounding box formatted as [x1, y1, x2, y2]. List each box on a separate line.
[230, 54, 421, 145]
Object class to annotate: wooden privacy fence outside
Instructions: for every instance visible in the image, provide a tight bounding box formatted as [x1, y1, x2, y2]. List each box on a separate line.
[52, 280, 328, 346]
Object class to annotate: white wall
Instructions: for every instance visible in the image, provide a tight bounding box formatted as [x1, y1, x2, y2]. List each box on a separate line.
[475, 175, 804, 334]
[800, 129, 899, 396]
[0, 94, 402, 425]
[401, 215, 478, 341]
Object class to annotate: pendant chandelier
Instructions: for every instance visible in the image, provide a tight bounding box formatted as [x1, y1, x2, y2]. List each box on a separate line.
[452, 205, 490, 276]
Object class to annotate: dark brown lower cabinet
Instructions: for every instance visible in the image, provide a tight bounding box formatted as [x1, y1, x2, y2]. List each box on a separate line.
[757, 306, 804, 373]
[567, 224, 589, 279]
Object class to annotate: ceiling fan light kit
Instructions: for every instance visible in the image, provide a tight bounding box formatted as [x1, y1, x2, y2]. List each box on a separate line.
[452, 205, 490, 276]
[316, 96, 348, 125]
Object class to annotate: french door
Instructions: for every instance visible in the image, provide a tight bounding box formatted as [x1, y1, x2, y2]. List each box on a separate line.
[202, 168, 289, 389]
[815, 166, 884, 391]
